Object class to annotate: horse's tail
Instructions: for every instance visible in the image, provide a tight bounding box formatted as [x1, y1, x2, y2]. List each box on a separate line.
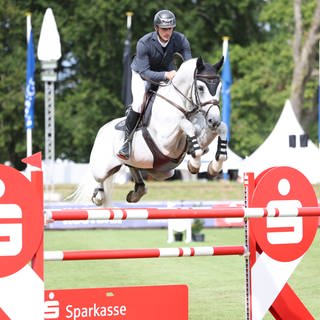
[65, 169, 113, 207]
[65, 168, 94, 204]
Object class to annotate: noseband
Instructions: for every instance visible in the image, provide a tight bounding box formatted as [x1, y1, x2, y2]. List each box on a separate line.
[199, 104, 221, 130]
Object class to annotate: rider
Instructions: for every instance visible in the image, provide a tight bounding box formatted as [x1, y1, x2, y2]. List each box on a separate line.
[117, 9, 192, 160]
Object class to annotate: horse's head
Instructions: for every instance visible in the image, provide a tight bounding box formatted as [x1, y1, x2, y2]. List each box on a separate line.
[169, 57, 223, 129]
[195, 56, 223, 103]
[192, 57, 223, 130]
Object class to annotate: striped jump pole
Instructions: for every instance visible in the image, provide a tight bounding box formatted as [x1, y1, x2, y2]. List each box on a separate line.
[44, 166, 320, 320]
[44, 245, 247, 261]
[45, 206, 320, 222]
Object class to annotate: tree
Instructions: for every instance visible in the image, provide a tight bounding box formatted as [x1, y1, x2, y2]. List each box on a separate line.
[229, 0, 320, 157]
[290, 0, 320, 121]
[1, 0, 318, 167]
[0, 1, 30, 169]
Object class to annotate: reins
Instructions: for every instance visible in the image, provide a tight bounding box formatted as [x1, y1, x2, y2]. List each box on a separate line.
[143, 66, 220, 118]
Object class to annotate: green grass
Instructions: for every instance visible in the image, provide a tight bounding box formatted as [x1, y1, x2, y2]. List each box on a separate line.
[55, 180, 320, 202]
[45, 228, 320, 320]
[55, 180, 249, 203]
[48, 180, 320, 319]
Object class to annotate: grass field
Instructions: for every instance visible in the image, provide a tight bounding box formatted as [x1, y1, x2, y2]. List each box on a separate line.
[45, 228, 320, 319]
[46, 179, 320, 319]
[54, 179, 320, 202]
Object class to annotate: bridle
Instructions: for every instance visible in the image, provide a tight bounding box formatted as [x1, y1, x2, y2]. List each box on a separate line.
[193, 72, 221, 108]
[149, 67, 221, 119]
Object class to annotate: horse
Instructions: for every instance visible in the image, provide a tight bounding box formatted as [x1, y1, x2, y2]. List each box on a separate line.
[74, 57, 228, 207]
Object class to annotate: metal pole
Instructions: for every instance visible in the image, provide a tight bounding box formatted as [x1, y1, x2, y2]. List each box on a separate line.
[44, 81, 55, 164]
[41, 60, 57, 193]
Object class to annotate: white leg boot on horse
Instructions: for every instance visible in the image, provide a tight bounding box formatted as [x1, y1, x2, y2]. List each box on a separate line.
[186, 135, 203, 174]
[91, 182, 105, 206]
[208, 136, 228, 176]
[117, 109, 141, 160]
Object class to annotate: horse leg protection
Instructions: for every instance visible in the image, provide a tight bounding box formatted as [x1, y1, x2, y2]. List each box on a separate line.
[215, 136, 228, 161]
[117, 109, 140, 160]
[187, 135, 201, 158]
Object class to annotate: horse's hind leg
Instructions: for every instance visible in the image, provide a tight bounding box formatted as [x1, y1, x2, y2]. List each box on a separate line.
[126, 167, 147, 203]
[91, 182, 105, 206]
[92, 165, 121, 206]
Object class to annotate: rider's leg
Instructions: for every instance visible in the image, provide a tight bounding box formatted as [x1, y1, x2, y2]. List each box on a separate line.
[117, 109, 140, 160]
[117, 70, 146, 160]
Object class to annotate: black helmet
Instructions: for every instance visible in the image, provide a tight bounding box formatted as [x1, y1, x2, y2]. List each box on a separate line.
[153, 10, 176, 28]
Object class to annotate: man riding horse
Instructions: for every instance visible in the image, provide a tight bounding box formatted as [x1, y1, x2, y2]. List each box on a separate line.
[117, 9, 192, 160]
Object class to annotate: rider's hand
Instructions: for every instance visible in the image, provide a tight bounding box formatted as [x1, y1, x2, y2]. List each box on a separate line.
[165, 70, 176, 80]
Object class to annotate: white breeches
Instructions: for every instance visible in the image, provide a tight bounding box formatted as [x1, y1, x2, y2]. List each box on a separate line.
[131, 70, 148, 113]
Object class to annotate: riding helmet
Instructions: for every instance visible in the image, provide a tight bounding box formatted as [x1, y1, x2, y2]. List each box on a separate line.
[153, 10, 176, 28]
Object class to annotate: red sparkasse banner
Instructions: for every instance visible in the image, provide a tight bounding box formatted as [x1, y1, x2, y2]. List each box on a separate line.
[45, 284, 188, 319]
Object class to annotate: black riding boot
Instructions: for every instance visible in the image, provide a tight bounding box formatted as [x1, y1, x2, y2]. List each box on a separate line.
[117, 109, 140, 160]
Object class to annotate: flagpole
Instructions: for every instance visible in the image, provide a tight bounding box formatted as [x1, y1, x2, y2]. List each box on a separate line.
[222, 36, 229, 59]
[126, 11, 133, 29]
[221, 36, 232, 181]
[318, 39, 320, 148]
[221, 36, 232, 142]
[121, 11, 133, 107]
[26, 13, 33, 157]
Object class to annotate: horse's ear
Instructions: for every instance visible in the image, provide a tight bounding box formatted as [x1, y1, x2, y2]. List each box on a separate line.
[213, 56, 224, 72]
[196, 57, 205, 72]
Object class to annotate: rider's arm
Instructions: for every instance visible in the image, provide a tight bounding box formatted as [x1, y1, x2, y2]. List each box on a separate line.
[171, 32, 192, 62]
[134, 41, 167, 82]
[179, 33, 192, 61]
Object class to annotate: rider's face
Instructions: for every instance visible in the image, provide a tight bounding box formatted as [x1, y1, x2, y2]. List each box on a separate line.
[156, 26, 174, 43]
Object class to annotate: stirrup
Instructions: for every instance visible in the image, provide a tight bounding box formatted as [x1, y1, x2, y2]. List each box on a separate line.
[117, 141, 131, 160]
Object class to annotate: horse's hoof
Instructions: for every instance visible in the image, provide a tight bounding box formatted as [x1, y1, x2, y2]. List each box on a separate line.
[207, 161, 219, 177]
[187, 160, 199, 174]
[91, 196, 104, 206]
[126, 186, 147, 203]
[91, 187, 104, 206]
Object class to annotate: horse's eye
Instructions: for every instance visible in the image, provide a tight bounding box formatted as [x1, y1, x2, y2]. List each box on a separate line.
[198, 85, 204, 93]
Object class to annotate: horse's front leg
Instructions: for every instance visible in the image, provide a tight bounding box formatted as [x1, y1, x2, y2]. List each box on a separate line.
[208, 122, 228, 177]
[180, 119, 203, 174]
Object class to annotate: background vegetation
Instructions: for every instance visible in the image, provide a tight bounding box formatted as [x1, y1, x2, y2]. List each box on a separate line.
[1, 0, 319, 168]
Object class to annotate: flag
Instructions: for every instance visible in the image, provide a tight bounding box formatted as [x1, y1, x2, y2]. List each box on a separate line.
[121, 12, 133, 107]
[222, 49, 232, 141]
[24, 15, 36, 129]
[318, 84, 320, 147]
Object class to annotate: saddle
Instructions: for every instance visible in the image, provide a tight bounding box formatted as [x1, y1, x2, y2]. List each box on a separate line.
[115, 91, 186, 170]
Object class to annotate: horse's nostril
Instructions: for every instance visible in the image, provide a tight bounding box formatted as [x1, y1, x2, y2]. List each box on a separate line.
[209, 120, 220, 129]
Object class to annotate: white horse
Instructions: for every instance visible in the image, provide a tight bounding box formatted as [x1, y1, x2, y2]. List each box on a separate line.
[75, 57, 228, 206]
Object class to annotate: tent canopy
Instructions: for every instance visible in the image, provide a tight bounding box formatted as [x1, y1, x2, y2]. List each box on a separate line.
[239, 100, 320, 184]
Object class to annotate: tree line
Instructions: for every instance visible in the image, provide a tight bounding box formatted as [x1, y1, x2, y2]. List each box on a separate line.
[0, 0, 319, 169]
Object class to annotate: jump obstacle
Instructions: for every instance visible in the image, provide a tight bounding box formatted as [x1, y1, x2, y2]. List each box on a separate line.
[0, 152, 319, 319]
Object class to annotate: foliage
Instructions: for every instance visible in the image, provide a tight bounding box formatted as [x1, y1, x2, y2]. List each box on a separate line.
[191, 218, 204, 234]
[0, 0, 319, 167]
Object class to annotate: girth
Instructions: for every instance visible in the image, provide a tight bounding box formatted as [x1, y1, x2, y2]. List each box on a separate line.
[142, 127, 186, 171]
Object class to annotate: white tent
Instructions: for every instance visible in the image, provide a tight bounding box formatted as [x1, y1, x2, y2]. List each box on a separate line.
[239, 99, 320, 184]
